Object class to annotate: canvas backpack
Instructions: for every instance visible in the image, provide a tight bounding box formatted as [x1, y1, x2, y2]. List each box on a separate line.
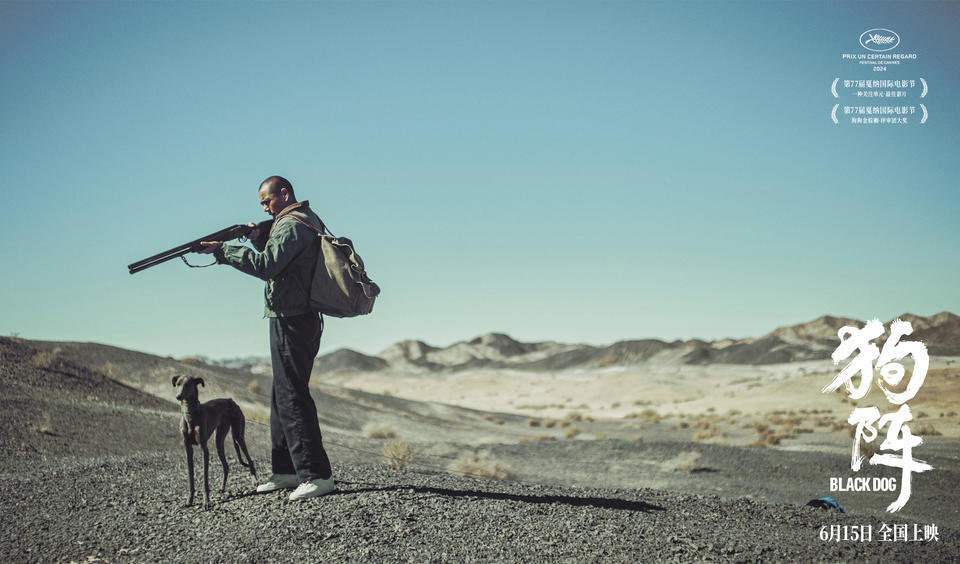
[285, 213, 380, 318]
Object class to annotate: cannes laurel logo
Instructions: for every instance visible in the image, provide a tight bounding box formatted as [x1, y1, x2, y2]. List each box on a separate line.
[860, 28, 900, 52]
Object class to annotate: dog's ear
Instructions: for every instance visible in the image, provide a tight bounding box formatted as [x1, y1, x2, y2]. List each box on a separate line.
[196, 377, 205, 388]
[171, 375, 181, 387]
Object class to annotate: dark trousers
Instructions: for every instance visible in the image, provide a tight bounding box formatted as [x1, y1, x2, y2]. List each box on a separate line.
[269, 312, 332, 481]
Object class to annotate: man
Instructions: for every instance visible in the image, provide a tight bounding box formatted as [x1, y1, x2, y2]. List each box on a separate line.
[197, 175, 334, 501]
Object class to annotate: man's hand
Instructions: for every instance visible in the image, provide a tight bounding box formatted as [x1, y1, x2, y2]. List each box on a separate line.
[196, 242, 219, 254]
[245, 222, 261, 244]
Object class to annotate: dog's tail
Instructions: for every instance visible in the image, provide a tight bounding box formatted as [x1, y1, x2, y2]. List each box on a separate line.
[231, 406, 254, 469]
[234, 438, 253, 469]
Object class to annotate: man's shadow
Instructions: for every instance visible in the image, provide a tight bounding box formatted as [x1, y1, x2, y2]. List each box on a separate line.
[337, 481, 665, 513]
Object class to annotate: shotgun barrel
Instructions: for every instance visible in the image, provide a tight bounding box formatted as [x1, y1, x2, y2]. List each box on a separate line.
[127, 221, 271, 274]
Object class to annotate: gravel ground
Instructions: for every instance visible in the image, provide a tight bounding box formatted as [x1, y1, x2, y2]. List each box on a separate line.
[2, 452, 957, 563]
[2, 337, 958, 562]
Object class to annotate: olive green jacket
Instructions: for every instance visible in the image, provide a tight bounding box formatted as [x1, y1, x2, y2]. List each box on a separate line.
[214, 201, 322, 318]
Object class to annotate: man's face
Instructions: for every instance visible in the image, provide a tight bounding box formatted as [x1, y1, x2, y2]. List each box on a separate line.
[259, 185, 288, 216]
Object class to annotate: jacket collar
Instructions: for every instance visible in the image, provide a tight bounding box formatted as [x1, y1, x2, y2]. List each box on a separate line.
[274, 200, 310, 221]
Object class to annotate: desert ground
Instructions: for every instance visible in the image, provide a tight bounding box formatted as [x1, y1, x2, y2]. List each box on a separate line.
[1, 336, 957, 562]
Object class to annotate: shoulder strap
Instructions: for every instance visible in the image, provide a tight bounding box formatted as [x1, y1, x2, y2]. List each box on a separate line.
[282, 212, 334, 238]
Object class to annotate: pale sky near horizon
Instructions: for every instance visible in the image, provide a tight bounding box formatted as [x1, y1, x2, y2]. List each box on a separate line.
[2, 1, 958, 359]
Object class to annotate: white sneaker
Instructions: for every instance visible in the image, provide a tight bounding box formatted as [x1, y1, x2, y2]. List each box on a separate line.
[256, 474, 300, 493]
[289, 477, 336, 500]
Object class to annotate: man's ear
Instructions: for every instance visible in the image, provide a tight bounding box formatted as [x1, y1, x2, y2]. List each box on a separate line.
[171, 375, 181, 387]
[196, 378, 205, 388]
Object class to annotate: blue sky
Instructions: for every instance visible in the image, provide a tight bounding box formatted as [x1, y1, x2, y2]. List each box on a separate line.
[1, 1, 958, 358]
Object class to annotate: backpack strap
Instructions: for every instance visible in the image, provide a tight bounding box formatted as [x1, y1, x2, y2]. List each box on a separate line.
[281, 212, 334, 238]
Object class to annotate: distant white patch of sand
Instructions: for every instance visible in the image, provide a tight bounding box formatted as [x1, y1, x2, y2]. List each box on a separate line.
[319, 357, 960, 439]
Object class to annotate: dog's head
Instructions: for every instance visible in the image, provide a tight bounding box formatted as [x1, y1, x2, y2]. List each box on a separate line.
[172, 375, 205, 401]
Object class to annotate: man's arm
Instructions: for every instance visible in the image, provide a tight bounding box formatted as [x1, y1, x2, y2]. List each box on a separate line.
[211, 218, 314, 281]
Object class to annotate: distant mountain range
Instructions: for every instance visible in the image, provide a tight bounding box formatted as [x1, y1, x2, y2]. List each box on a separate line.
[203, 312, 960, 375]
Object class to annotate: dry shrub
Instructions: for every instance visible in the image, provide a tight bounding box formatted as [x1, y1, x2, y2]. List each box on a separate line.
[482, 414, 505, 425]
[693, 428, 723, 442]
[382, 439, 415, 470]
[676, 421, 690, 429]
[526, 418, 541, 427]
[100, 361, 114, 377]
[565, 427, 582, 439]
[533, 435, 557, 442]
[595, 432, 607, 439]
[661, 450, 702, 473]
[37, 412, 54, 435]
[912, 422, 942, 436]
[447, 449, 512, 480]
[543, 419, 557, 428]
[248, 379, 262, 394]
[30, 349, 59, 369]
[633, 434, 644, 441]
[363, 422, 397, 439]
[750, 423, 785, 447]
[625, 408, 661, 422]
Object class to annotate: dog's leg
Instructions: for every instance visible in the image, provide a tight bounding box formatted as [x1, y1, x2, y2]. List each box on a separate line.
[184, 440, 195, 507]
[215, 424, 229, 493]
[201, 441, 211, 510]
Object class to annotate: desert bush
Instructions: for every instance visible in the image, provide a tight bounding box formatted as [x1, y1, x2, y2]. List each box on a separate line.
[248, 379, 262, 394]
[382, 439, 415, 470]
[30, 349, 59, 369]
[543, 418, 557, 428]
[913, 422, 942, 436]
[533, 435, 557, 442]
[633, 434, 644, 441]
[750, 422, 787, 447]
[565, 427, 581, 439]
[37, 411, 54, 435]
[693, 427, 724, 442]
[447, 449, 512, 480]
[595, 432, 607, 439]
[625, 408, 662, 422]
[526, 418, 541, 427]
[363, 422, 397, 439]
[100, 361, 114, 377]
[660, 450, 701, 473]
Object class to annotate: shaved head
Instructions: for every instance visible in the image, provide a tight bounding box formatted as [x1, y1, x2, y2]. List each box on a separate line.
[259, 175, 297, 216]
[260, 175, 296, 201]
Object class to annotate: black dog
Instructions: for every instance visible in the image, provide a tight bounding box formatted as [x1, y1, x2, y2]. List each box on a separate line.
[172, 375, 257, 509]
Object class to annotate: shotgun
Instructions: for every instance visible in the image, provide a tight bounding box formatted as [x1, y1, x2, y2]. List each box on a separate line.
[127, 220, 273, 274]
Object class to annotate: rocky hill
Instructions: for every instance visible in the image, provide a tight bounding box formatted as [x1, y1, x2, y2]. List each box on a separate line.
[313, 312, 960, 374]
